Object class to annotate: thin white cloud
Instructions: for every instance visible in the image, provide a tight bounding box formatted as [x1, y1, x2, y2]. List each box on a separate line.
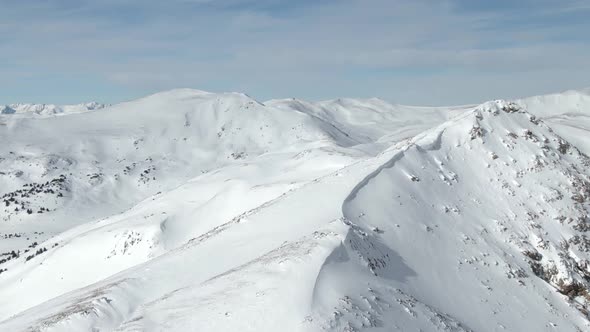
[0, 0, 588, 104]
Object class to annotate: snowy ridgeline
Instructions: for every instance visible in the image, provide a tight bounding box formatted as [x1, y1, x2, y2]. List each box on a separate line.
[0, 102, 108, 116]
[0, 88, 590, 331]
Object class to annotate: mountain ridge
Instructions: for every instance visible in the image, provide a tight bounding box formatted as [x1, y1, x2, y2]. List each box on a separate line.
[1, 89, 590, 331]
[0, 102, 108, 116]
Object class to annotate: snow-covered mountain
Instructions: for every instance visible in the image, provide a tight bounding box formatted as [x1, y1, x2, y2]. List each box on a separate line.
[0, 102, 107, 116]
[1, 88, 590, 331]
[517, 89, 590, 156]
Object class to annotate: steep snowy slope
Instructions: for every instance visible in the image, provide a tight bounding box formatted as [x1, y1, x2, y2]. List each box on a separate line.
[1, 95, 590, 331]
[332, 101, 590, 331]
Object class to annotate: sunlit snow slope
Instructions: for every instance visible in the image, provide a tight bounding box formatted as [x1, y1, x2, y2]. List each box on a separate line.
[1, 88, 590, 331]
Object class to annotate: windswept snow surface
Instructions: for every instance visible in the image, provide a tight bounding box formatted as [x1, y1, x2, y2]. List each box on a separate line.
[1, 88, 590, 331]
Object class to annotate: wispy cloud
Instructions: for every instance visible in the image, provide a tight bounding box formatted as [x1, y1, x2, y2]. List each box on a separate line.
[0, 0, 588, 105]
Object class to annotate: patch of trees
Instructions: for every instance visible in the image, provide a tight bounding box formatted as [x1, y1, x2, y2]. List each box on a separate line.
[25, 247, 47, 262]
[1, 175, 67, 216]
[0, 250, 19, 265]
[2, 232, 23, 239]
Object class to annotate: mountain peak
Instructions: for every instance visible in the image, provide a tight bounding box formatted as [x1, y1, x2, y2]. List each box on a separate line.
[0, 105, 16, 114]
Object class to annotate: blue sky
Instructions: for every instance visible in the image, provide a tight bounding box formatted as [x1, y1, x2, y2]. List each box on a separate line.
[0, 0, 589, 105]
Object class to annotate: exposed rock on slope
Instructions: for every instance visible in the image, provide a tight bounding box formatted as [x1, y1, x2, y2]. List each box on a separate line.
[518, 89, 590, 155]
[329, 100, 590, 331]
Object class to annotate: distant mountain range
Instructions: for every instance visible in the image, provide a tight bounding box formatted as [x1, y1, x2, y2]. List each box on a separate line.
[0, 102, 108, 116]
